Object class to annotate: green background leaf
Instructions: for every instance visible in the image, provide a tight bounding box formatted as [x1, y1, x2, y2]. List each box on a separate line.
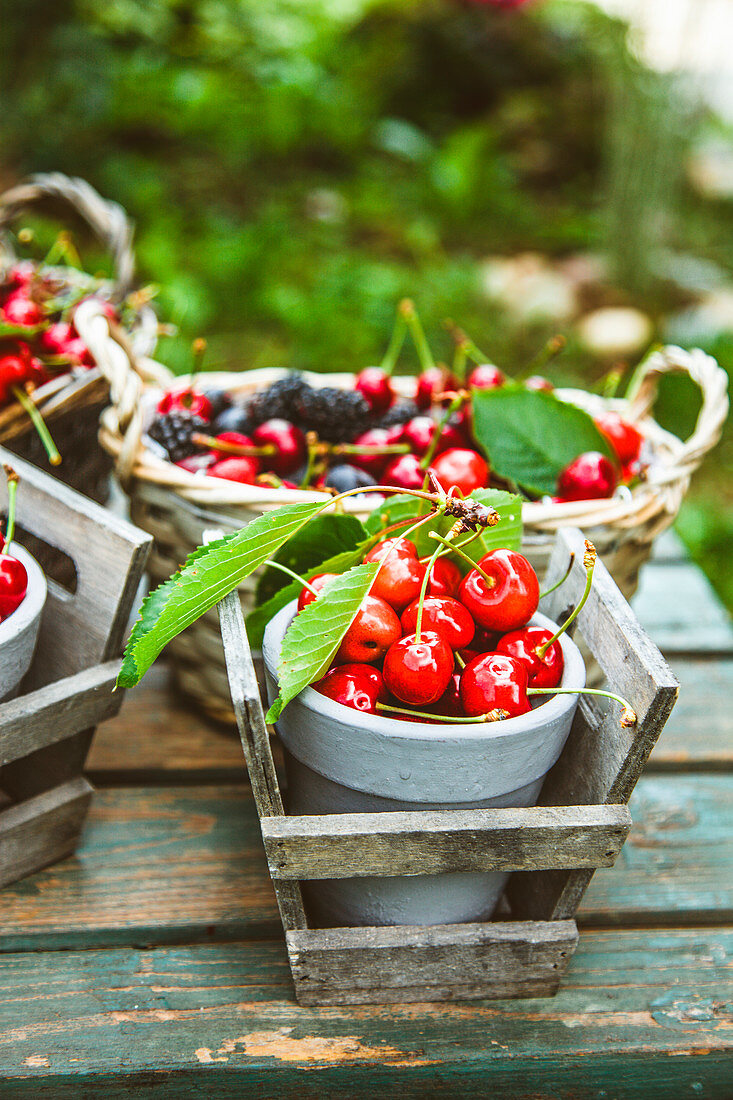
[267, 561, 380, 722]
[119, 500, 324, 687]
[247, 544, 368, 649]
[472, 385, 614, 496]
[254, 513, 367, 605]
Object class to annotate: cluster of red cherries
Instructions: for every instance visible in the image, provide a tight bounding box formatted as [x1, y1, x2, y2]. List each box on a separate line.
[0, 467, 28, 623]
[0, 261, 106, 407]
[305, 535, 573, 724]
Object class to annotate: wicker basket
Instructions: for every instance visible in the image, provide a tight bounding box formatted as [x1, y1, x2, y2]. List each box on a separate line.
[92, 310, 728, 720]
[0, 172, 157, 502]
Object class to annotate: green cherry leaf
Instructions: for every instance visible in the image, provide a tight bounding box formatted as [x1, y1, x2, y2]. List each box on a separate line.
[254, 512, 367, 605]
[472, 385, 614, 496]
[118, 500, 324, 687]
[266, 561, 380, 722]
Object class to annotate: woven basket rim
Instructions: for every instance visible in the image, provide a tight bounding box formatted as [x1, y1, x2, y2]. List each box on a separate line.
[96, 350, 728, 534]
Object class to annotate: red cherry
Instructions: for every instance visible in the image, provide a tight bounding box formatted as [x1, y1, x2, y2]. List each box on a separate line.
[158, 386, 213, 421]
[368, 553, 426, 612]
[467, 363, 505, 390]
[0, 554, 28, 617]
[383, 453, 426, 491]
[402, 416, 466, 458]
[313, 663, 388, 714]
[383, 631, 454, 706]
[297, 572, 338, 611]
[415, 367, 458, 410]
[427, 672, 464, 718]
[425, 556, 462, 598]
[39, 321, 75, 356]
[459, 548, 539, 632]
[557, 452, 618, 502]
[429, 448, 489, 496]
[364, 537, 418, 564]
[335, 594, 401, 663]
[175, 453, 216, 474]
[208, 457, 259, 484]
[350, 427, 403, 477]
[1, 293, 43, 328]
[472, 626, 503, 653]
[460, 653, 531, 719]
[6, 261, 35, 289]
[496, 626, 564, 689]
[525, 375, 554, 393]
[593, 411, 643, 466]
[401, 596, 475, 649]
[355, 367, 394, 414]
[252, 419, 306, 476]
[0, 354, 31, 404]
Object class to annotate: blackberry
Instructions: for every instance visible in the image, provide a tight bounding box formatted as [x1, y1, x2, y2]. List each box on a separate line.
[295, 387, 371, 443]
[377, 399, 420, 428]
[247, 373, 311, 426]
[148, 411, 208, 463]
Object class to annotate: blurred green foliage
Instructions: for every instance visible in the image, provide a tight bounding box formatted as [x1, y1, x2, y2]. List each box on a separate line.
[0, 0, 730, 607]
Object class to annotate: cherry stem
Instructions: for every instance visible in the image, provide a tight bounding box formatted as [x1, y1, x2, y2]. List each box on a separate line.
[263, 559, 318, 598]
[190, 337, 207, 382]
[400, 299, 436, 372]
[526, 687, 637, 727]
[537, 541, 596, 660]
[428, 531, 493, 587]
[419, 391, 466, 471]
[192, 433, 276, 457]
[455, 651, 466, 670]
[300, 436, 321, 489]
[43, 230, 81, 270]
[539, 553, 575, 600]
[414, 539, 445, 643]
[11, 386, 61, 466]
[335, 443, 409, 458]
[519, 334, 566, 380]
[376, 702, 508, 724]
[452, 339, 468, 381]
[379, 308, 408, 377]
[1, 465, 18, 554]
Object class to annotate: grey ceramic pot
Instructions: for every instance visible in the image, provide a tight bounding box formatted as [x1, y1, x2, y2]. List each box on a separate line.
[0, 543, 47, 701]
[263, 601, 585, 928]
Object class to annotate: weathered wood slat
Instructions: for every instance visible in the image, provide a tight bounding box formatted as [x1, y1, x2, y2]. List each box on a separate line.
[85, 665, 247, 784]
[0, 661, 121, 766]
[0, 777, 728, 951]
[632, 560, 733, 655]
[649, 657, 733, 770]
[0, 930, 729, 1096]
[261, 804, 631, 879]
[287, 919, 578, 1004]
[0, 778, 92, 889]
[217, 591, 306, 933]
[0, 447, 151, 685]
[510, 528, 679, 922]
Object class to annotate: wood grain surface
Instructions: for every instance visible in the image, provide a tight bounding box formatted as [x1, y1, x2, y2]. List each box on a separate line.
[0, 931, 730, 1096]
[0, 776, 728, 952]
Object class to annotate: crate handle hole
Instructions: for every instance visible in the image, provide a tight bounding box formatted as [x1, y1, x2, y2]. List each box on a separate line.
[2, 519, 78, 595]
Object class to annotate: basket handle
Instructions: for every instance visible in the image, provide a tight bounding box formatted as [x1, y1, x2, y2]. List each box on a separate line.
[626, 345, 729, 473]
[73, 298, 172, 487]
[0, 172, 137, 299]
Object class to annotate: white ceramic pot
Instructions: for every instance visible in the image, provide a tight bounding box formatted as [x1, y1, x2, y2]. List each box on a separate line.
[0, 543, 47, 701]
[263, 601, 586, 928]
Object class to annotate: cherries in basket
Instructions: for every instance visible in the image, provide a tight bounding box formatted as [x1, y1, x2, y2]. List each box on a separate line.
[146, 301, 647, 501]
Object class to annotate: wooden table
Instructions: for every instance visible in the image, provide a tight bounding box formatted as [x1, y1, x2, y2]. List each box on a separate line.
[1, 534, 731, 1097]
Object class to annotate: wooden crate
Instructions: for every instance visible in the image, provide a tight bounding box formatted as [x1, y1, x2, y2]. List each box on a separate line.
[218, 527, 679, 1005]
[0, 448, 151, 888]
